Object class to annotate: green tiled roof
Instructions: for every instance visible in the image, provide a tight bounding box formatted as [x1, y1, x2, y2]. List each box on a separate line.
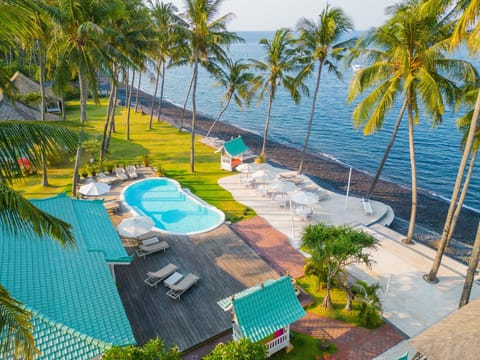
[222, 136, 249, 157]
[0, 193, 135, 358]
[232, 276, 305, 342]
[217, 279, 276, 310]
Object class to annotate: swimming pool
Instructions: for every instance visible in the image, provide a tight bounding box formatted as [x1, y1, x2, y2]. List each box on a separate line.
[121, 178, 225, 235]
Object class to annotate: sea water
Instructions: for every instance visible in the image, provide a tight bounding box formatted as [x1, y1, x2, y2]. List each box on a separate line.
[138, 31, 480, 212]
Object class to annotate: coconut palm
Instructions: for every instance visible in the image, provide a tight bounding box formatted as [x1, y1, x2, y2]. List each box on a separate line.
[423, 0, 480, 283]
[460, 222, 480, 308]
[348, 0, 476, 244]
[180, 0, 241, 172]
[205, 58, 257, 138]
[251, 28, 309, 160]
[0, 121, 77, 359]
[296, 5, 355, 174]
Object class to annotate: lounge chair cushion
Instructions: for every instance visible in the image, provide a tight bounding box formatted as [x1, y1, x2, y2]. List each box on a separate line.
[136, 240, 169, 258]
[166, 273, 199, 300]
[144, 263, 177, 287]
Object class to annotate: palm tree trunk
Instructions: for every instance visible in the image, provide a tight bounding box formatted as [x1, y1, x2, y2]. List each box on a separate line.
[261, 87, 274, 158]
[459, 221, 480, 308]
[149, 64, 160, 130]
[425, 90, 480, 283]
[298, 62, 323, 174]
[126, 69, 135, 141]
[190, 60, 198, 173]
[105, 83, 118, 150]
[100, 77, 115, 162]
[366, 100, 407, 199]
[157, 61, 166, 123]
[447, 150, 477, 246]
[322, 276, 334, 310]
[206, 95, 232, 138]
[179, 72, 194, 132]
[404, 102, 417, 244]
[37, 40, 48, 186]
[134, 70, 141, 112]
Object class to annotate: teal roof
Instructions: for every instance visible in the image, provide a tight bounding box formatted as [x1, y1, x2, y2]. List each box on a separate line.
[222, 136, 249, 157]
[0, 193, 135, 358]
[231, 276, 305, 342]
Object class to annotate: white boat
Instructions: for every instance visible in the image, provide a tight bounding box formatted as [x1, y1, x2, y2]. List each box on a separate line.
[352, 64, 363, 72]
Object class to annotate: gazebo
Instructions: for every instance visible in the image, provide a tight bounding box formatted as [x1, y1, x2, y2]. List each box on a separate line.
[216, 136, 254, 171]
[218, 276, 306, 357]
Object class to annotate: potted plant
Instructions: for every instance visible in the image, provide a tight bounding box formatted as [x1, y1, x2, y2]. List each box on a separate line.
[142, 155, 150, 167]
[80, 167, 88, 179]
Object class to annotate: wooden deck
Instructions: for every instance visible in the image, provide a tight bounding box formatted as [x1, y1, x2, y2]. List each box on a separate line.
[114, 224, 279, 351]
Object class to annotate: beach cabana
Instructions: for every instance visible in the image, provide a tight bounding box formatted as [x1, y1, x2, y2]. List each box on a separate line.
[0, 193, 135, 358]
[10, 71, 62, 113]
[216, 136, 254, 171]
[218, 276, 305, 357]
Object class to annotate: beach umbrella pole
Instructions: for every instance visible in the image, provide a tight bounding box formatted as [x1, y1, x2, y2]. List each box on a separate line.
[345, 167, 352, 209]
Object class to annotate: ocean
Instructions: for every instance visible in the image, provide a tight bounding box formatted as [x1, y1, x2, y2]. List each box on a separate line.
[138, 31, 480, 213]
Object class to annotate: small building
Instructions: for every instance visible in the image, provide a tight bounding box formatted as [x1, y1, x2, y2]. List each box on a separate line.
[10, 71, 62, 113]
[216, 136, 255, 171]
[0, 193, 135, 359]
[218, 276, 306, 357]
[0, 91, 59, 121]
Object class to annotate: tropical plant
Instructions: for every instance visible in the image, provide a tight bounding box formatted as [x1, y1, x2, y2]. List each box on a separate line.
[205, 58, 257, 137]
[203, 338, 267, 360]
[423, 0, 480, 283]
[352, 280, 383, 328]
[102, 337, 181, 360]
[296, 4, 355, 174]
[302, 223, 378, 309]
[347, 0, 477, 243]
[251, 28, 308, 160]
[180, 0, 241, 172]
[0, 121, 77, 359]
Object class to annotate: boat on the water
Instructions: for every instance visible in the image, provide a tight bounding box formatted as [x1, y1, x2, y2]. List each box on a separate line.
[352, 64, 363, 72]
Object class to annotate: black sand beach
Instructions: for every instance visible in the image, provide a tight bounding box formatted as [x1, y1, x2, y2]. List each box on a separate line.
[121, 88, 480, 259]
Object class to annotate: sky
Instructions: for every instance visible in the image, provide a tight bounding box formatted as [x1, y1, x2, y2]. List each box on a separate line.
[166, 0, 399, 31]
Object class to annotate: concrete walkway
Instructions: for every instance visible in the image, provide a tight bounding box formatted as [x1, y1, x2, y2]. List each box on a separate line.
[220, 170, 480, 358]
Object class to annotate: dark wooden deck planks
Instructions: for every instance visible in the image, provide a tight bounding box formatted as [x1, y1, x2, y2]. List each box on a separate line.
[115, 225, 279, 351]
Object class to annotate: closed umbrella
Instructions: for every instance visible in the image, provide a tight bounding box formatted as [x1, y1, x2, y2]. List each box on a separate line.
[291, 190, 319, 206]
[79, 182, 111, 196]
[117, 216, 154, 238]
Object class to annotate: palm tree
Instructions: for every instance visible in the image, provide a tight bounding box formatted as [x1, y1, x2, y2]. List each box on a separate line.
[181, 0, 241, 172]
[296, 5, 355, 174]
[205, 58, 257, 138]
[459, 221, 480, 307]
[251, 28, 308, 160]
[348, 0, 476, 244]
[0, 121, 77, 359]
[424, 0, 480, 283]
[147, 0, 186, 129]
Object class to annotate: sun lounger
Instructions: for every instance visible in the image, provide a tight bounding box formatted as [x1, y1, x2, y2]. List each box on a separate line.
[126, 165, 138, 179]
[136, 240, 169, 258]
[295, 207, 313, 221]
[166, 273, 200, 300]
[103, 200, 120, 214]
[115, 167, 128, 181]
[144, 263, 177, 287]
[97, 172, 118, 185]
[361, 198, 374, 216]
[278, 171, 298, 179]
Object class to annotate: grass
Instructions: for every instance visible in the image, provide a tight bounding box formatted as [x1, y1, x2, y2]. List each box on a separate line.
[297, 275, 362, 325]
[12, 99, 256, 222]
[270, 332, 336, 360]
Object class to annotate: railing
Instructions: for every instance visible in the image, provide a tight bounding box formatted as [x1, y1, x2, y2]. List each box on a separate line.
[265, 332, 289, 357]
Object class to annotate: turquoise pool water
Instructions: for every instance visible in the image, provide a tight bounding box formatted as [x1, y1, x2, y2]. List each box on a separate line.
[122, 178, 225, 235]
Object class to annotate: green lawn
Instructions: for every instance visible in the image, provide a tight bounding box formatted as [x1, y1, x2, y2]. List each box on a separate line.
[297, 275, 363, 325]
[270, 332, 336, 360]
[13, 99, 255, 222]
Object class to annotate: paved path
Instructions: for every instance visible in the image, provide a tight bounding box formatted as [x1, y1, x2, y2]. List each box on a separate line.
[233, 217, 406, 359]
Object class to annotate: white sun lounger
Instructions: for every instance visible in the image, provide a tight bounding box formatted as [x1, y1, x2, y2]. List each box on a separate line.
[97, 172, 118, 185]
[126, 166, 138, 179]
[166, 273, 200, 300]
[144, 263, 177, 287]
[115, 167, 128, 181]
[361, 198, 374, 216]
[136, 240, 169, 258]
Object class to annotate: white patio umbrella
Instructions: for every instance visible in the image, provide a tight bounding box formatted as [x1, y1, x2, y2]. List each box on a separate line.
[268, 179, 298, 194]
[78, 182, 111, 196]
[291, 190, 319, 206]
[236, 163, 259, 176]
[117, 216, 154, 238]
[252, 169, 275, 183]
